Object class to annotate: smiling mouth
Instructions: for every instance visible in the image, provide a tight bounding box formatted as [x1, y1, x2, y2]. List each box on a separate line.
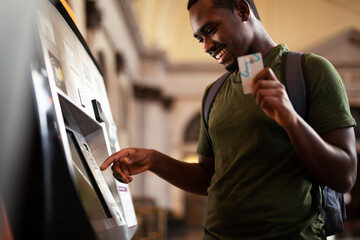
[214, 48, 226, 60]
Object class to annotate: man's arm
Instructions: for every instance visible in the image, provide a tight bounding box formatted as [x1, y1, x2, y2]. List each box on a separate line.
[252, 68, 358, 193]
[286, 117, 357, 193]
[100, 148, 214, 195]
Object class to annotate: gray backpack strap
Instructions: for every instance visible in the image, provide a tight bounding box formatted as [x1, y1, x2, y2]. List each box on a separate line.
[281, 51, 308, 120]
[204, 71, 232, 128]
[282, 51, 346, 237]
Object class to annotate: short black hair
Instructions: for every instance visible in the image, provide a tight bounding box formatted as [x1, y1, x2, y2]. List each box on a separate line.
[187, 0, 261, 21]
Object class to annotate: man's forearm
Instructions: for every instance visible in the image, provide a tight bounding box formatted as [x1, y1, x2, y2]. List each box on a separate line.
[285, 116, 357, 193]
[149, 150, 211, 195]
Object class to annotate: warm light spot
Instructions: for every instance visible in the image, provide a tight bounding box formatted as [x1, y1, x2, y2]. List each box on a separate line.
[183, 154, 198, 163]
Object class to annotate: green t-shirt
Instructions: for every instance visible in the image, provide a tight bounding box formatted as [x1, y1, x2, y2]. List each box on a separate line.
[197, 44, 356, 240]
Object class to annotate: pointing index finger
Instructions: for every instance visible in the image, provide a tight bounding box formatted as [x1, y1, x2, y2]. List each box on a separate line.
[100, 148, 134, 171]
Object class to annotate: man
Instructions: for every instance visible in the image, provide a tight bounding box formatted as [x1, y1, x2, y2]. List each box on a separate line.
[101, 0, 358, 239]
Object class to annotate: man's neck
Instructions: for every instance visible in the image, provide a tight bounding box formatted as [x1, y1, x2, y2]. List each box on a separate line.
[250, 21, 277, 57]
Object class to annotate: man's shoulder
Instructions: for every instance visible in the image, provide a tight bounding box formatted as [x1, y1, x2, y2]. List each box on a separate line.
[302, 52, 332, 68]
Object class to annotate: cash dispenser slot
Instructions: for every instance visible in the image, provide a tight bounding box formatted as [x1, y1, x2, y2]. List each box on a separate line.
[58, 94, 128, 237]
[66, 129, 112, 219]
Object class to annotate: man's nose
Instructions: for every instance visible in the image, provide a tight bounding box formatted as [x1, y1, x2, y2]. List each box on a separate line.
[203, 37, 215, 53]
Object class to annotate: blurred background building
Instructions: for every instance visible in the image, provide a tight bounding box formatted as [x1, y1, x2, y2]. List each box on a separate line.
[1, 0, 360, 239]
[61, 0, 360, 239]
[63, 0, 360, 239]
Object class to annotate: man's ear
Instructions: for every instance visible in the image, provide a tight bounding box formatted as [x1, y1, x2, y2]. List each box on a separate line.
[235, 0, 250, 21]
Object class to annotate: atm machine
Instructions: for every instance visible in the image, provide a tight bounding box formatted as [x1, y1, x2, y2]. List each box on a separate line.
[16, 0, 137, 239]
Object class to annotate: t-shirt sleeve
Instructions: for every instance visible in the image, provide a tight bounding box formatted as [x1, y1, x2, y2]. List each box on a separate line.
[196, 85, 215, 157]
[305, 53, 356, 133]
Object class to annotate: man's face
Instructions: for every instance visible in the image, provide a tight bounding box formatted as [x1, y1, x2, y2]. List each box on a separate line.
[189, 0, 253, 71]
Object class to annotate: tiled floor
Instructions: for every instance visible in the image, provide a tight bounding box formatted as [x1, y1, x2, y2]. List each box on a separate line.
[167, 224, 203, 240]
[336, 230, 360, 240]
[167, 225, 360, 240]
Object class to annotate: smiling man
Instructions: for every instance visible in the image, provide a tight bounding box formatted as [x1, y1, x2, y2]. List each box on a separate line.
[189, 0, 271, 72]
[101, 0, 357, 239]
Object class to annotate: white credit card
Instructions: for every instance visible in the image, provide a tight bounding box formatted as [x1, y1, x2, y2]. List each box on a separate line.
[237, 53, 264, 94]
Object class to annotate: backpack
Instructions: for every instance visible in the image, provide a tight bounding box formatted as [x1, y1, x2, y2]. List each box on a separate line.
[203, 51, 347, 237]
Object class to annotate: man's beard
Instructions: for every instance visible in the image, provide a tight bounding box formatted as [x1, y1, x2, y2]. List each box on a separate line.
[225, 60, 239, 72]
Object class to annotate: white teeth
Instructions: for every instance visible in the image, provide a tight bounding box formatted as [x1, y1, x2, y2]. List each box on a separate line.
[215, 48, 226, 60]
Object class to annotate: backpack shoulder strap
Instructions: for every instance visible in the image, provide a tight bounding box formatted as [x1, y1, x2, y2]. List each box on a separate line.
[281, 51, 309, 120]
[282, 51, 347, 237]
[203, 71, 232, 128]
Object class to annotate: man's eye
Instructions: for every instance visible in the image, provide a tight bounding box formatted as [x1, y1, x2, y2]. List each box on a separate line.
[206, 26, 216, 35]
[198, 38, 204, 43]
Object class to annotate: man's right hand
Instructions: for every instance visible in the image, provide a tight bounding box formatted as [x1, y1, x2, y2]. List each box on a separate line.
[100, 148, 154, 183]
[101, 148, 214, 195]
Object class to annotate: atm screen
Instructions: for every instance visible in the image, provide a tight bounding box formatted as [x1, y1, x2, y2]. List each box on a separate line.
[66, 130, 111, 220]
[33, 1, 136, 238]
